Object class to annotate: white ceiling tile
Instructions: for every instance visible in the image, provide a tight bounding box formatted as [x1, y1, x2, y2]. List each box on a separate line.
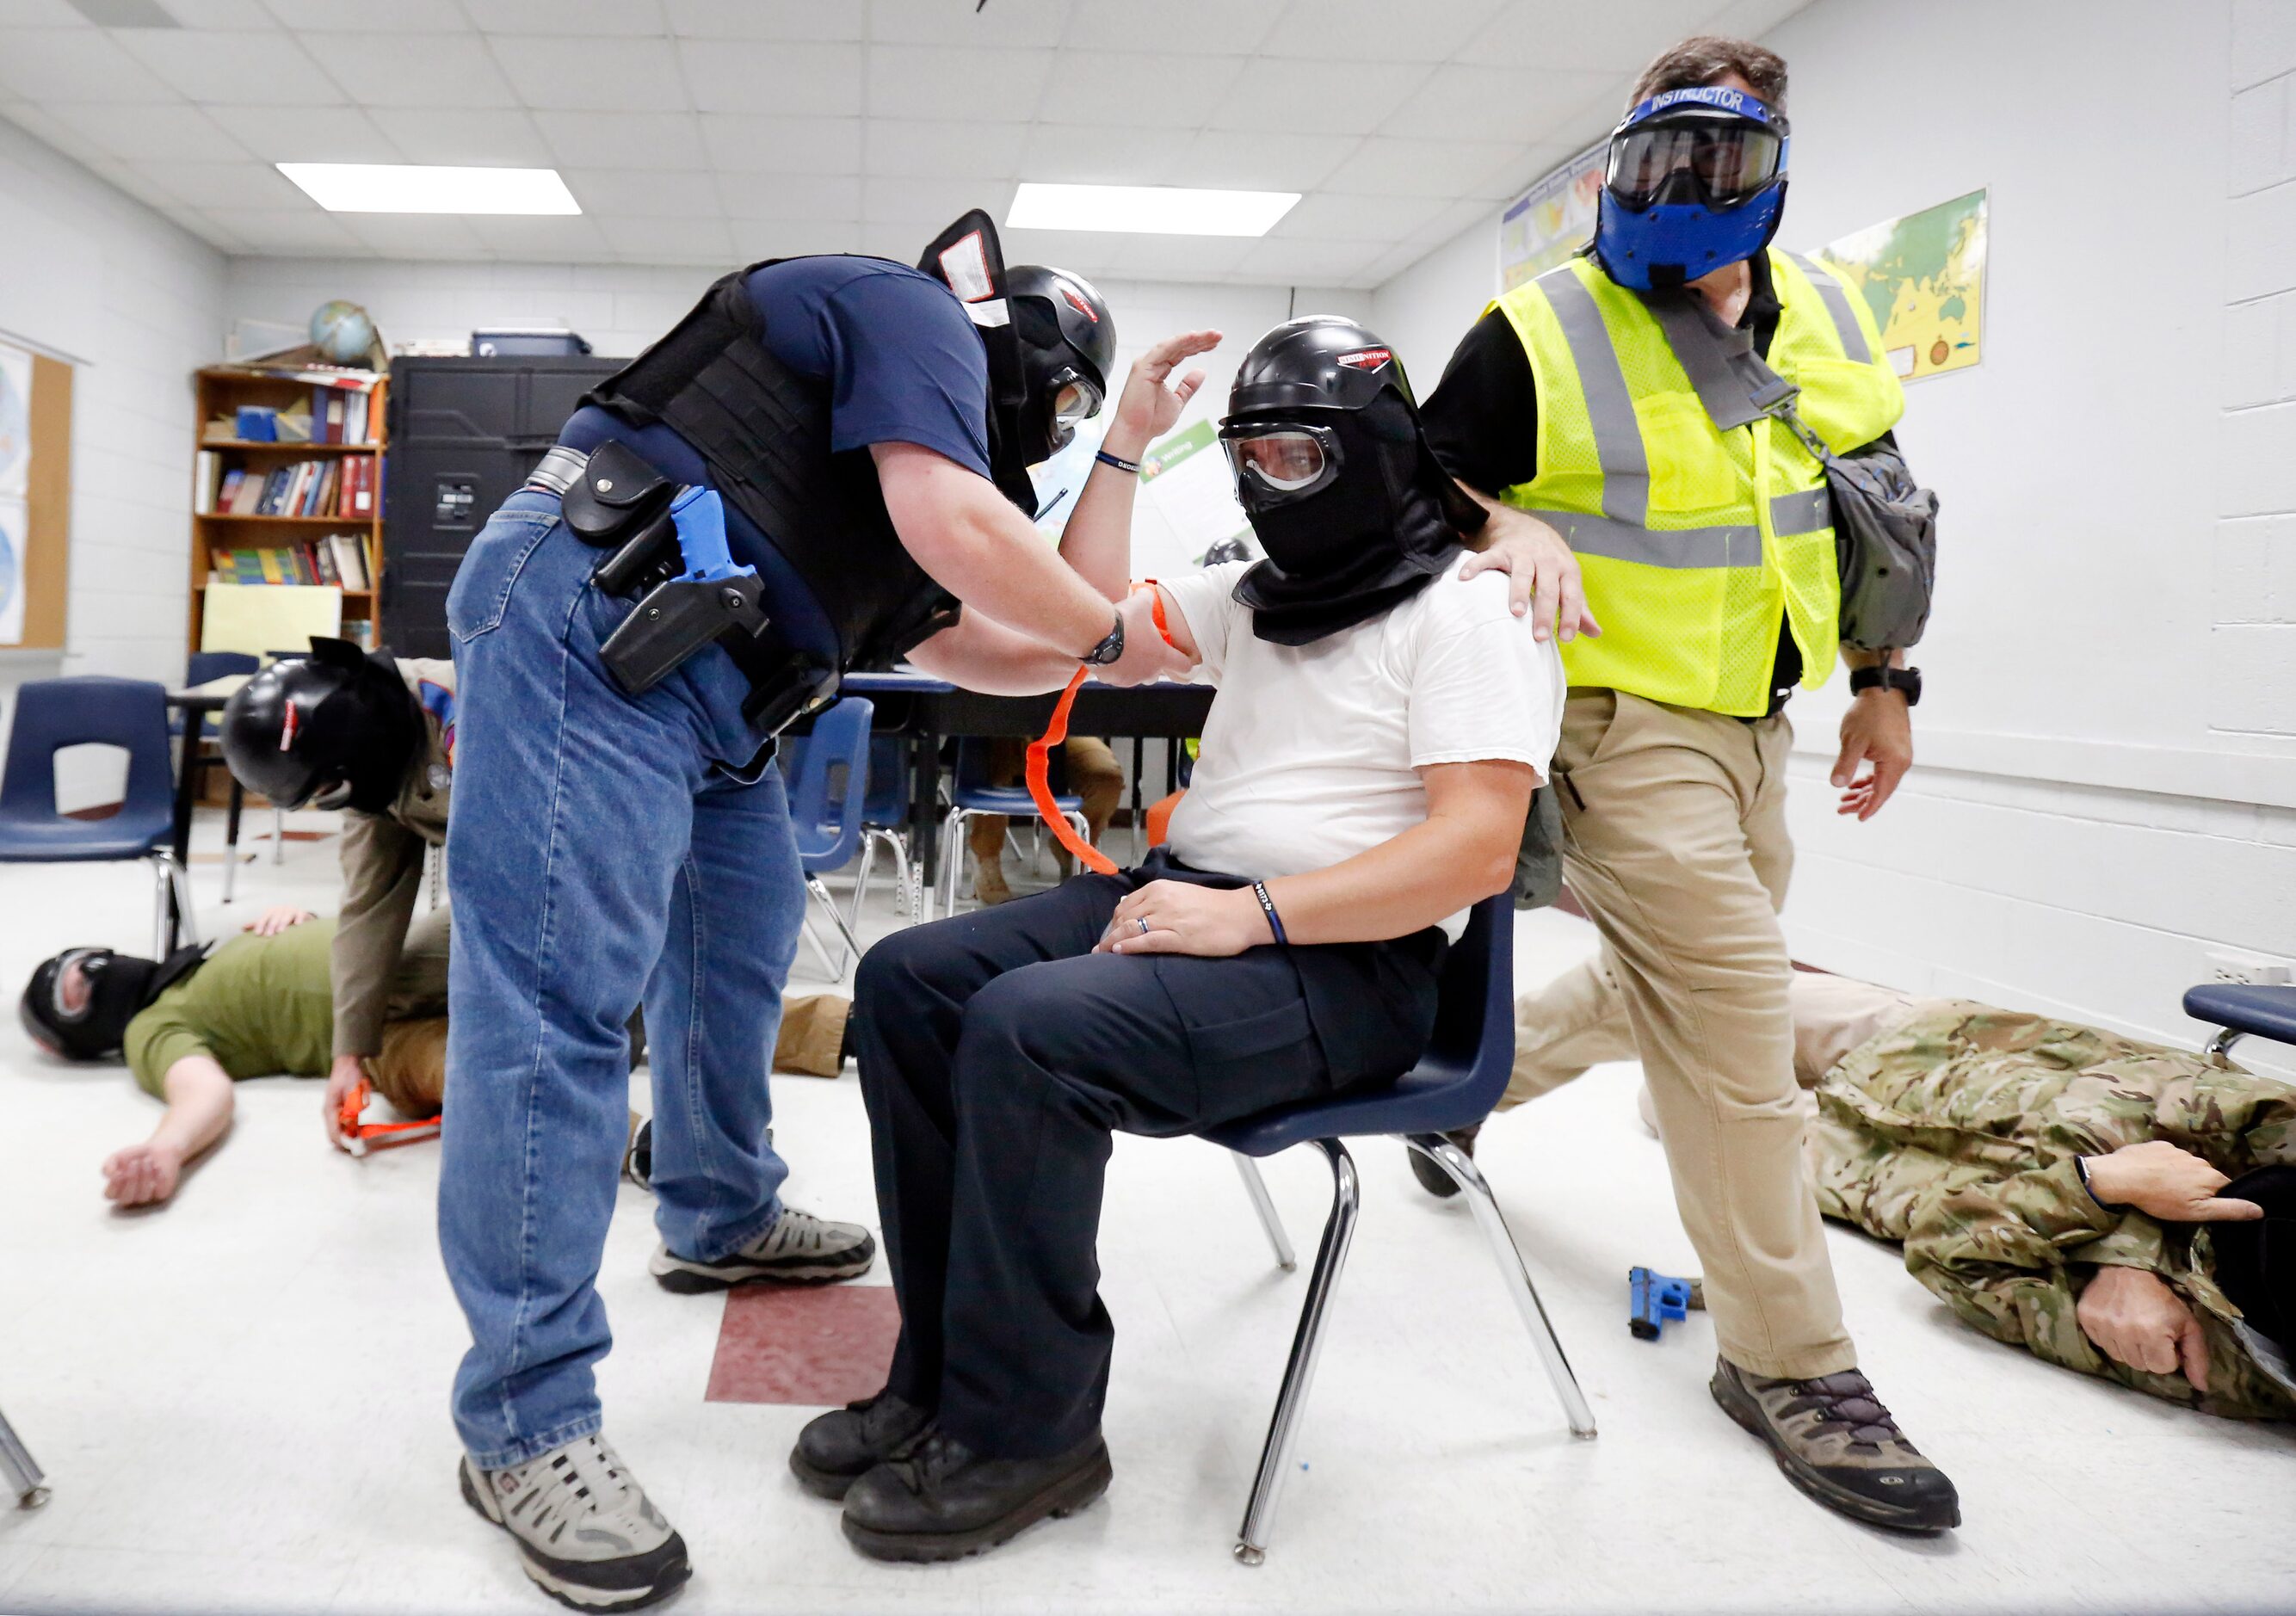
[0, 103, 102, 167]
[1230, 235, 1384, 285]
[203, 103, 398, 163]
[1321, 135, 1516, 198]
[0, 0, 91, 23]
[461, 0, 667, 36]
[1259, 0, 1505, 63]
[200, 205, 365, 253]
[1062, 0, 1285, 57]
[856, 220, 935, 260]
[1016, 122, 1188, 188]
[561, 165, 723, 219]
[1401, 194, 1498, 252]
[1462, 0, 1708, 71]
[41, 98, 251, 161]
[863, 118, 1028, 180]
[699, 114, 861, 175]
[715, 172, 861, 221]
[663, 0, 863, 40]
[295, 33, 521, 109]
[81, 154, 183, 213]
[0, 28, 176, 101]
[1171, 127, 1357, 192]
[678, 40, 862, 117]
[1379, 64, 1614, 145]
[367, 107, 551, 166]
[1034, 50, 1245, 129]
[728, 218, 866, 260]
[1205, 58, 1429, 136]
[1109, 233, 1253, 281]
[596, 213, 732, 262]
[160, 202, 247, 252]
[264, 0, 470, 30]
[138, 157, 308, 207]
[870, 0, 1068, 46]
[861, 174, 1013, 226]
[114, 29, 343, 107]
[488, 35, 687, 112]
[162, 0, 279, 28]
[532, 109, 706, 170]
[463, 212, 614, 258]
[1271, 190, 1443, 244]
[339, 211, 491, 257]
[1471, 140, 1583, 204]
[867, 46, 1052, 123]
[998, 226, 1130, 272]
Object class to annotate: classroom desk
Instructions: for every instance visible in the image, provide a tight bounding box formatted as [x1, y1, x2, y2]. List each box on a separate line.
[163, 675, 247, 951]
[838, 669, 1213, 888]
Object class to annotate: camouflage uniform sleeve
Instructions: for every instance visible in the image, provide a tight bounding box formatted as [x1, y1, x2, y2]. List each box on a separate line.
[331, 809, 425, 1059]
[1900, 1156, 2126, 1376]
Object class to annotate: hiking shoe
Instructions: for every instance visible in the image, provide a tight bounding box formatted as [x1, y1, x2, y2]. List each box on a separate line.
[458, 1434, 690, 1612]
[790, 1391, 934, 1501]
[1711, 1358, 1960, 1533]
[841, 1426, 1111, 1564]
[1407, 1125, 1482, 1199]
[649, 1207, 875, 1292]
[622, 1116, 652, 1193]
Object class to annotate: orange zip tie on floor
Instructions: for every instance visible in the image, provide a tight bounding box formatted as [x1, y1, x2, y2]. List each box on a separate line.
[335, 1076, 441, 1158]
[1022, 582, 1179, 879]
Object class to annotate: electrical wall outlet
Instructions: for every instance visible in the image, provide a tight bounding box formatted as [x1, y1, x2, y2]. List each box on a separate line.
[2207, 949, 2294, 987]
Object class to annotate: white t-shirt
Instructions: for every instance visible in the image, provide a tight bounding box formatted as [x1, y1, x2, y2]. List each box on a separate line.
[1157, 560, 1565, 941]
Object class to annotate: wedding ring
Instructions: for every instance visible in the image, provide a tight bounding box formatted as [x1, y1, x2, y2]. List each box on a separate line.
[1136, 916, 1151, 935]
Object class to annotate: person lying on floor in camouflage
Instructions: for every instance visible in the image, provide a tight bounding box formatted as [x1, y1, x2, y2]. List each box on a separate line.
[1463, 959, 2296, 1419]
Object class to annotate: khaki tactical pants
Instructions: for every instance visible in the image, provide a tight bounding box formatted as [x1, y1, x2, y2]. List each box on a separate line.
[368, 903, 453, 1116]
[1520, 688, 1854, 1380]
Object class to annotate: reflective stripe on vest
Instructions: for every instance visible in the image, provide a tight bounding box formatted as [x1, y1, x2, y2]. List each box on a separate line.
[1540, 484, 1832, 571]
[1780, 251, 1871, 364]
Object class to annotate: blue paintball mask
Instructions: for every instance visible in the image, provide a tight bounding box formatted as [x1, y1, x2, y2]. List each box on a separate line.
[1592, 84, 1790, 291]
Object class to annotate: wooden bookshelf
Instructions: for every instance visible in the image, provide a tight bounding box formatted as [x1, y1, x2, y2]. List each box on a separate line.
[188, 363, 387, 657]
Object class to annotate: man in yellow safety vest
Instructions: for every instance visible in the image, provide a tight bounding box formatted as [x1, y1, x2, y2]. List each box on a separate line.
[1424, 35, 1953, 1533]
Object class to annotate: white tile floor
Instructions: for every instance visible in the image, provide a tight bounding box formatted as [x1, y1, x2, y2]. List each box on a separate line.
[2, 811, 2293, 1616]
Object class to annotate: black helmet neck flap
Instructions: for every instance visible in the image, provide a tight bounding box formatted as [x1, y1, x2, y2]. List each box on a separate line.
[1219, 317, 1484, 646]
[20, 942, 209, 1061]
[218, 637, 420, 814]
[919, 210, 1116, 515]
[2212, 1164, 2296, 1398]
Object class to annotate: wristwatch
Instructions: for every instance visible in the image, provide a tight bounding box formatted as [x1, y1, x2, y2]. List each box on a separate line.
[1849, 664, 1922, 706]
[1079, 608, 1126, 667]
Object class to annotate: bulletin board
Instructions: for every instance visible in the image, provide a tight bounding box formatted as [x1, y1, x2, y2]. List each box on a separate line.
[0, 338, 71, 650]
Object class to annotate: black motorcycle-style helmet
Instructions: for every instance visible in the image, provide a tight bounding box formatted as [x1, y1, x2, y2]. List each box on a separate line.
[218, 638, 420, 813]
[20, 944, 207, 1061]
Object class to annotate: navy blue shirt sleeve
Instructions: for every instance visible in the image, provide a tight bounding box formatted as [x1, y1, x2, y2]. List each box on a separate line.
[744, 260, 993, 478]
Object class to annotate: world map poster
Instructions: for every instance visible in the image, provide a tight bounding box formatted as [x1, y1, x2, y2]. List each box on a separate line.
[1815, 188, 1988, 382]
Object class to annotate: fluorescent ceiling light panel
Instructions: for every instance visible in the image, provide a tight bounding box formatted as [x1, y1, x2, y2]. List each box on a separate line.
[1006, 182, 1299, 237]
[276, 163, 581, 216]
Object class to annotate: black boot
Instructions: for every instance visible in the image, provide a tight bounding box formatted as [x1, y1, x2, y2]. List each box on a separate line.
[841, 1427, 1112, 1564]
[789, 1391, 933, 1501]
[1407, 1123, 1482, 1199]
[1711, 1358, 1960, 1533]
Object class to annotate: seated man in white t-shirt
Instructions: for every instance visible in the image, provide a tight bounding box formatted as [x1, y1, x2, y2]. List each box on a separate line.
[795, 318, 1564, 1564]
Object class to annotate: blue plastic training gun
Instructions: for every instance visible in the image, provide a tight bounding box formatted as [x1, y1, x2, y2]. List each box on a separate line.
[1628, 1267, 1703, 1341]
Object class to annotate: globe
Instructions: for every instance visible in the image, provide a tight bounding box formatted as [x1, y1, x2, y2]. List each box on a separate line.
[309, 300, 377, 366]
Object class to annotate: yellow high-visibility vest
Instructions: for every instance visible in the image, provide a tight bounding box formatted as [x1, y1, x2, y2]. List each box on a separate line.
[1488, 249, 1904, 717]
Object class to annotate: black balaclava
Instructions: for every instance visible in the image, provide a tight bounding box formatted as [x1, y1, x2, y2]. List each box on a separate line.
[1220, 318, 1484, 646]
[19, 944, 209, 1061]
[2211, 1164, 2296, 1397]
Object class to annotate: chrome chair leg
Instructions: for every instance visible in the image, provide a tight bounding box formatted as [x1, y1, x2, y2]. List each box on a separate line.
[0, 1401, 47, 1509]
[797, 905, 843, 980]
[222, 778, 244, 904]
[1405, 1133, 1596, 1439]
[1230, 1151, 1297, 1272]
[1235, 1137, 1358, 1566]
[149, 855, 173, 959]
[2206, 1027, 2245, 1060]
[808, 873, 865, 975]
[271, 805, 285, 864]
[170, 858, 201, 947]
[850, 835, 880, 936]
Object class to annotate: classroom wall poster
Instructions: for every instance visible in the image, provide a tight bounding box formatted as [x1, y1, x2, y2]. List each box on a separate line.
[1498, 139, 1606, 292]
[1814, 188, 1988, 381]
[0, 497, 26, 645]
[0, 338, 29, 500]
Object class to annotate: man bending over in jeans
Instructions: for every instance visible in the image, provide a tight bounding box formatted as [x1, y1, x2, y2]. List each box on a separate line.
[789, 316, 1563, 1563]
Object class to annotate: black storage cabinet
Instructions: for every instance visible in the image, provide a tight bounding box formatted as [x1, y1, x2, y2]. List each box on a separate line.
[381, 355, 622, 660]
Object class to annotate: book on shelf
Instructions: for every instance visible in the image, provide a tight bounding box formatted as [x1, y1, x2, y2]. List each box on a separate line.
[207, 535, 370, 591]
[204, 459, 373, 521]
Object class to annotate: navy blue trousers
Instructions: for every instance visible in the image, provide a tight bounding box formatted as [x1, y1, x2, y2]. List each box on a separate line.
[854, 850, 1445, 1458]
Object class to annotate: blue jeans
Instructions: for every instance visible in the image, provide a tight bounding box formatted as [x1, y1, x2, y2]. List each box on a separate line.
[440, 489, 807, 1469]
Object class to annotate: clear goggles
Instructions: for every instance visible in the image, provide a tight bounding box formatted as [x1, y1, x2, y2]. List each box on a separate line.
[1047, 369, 1102, 433]
[1606, 117, 1784, 213]
[48, 948, 104, 1022]
[1218, 422, 1342, 499]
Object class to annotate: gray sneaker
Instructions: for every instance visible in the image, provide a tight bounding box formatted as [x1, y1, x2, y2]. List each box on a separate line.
[459, 1434, 690, 1611]
[1711, 1358, 1960, 1533]
[649, 1207, 875, 1292]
